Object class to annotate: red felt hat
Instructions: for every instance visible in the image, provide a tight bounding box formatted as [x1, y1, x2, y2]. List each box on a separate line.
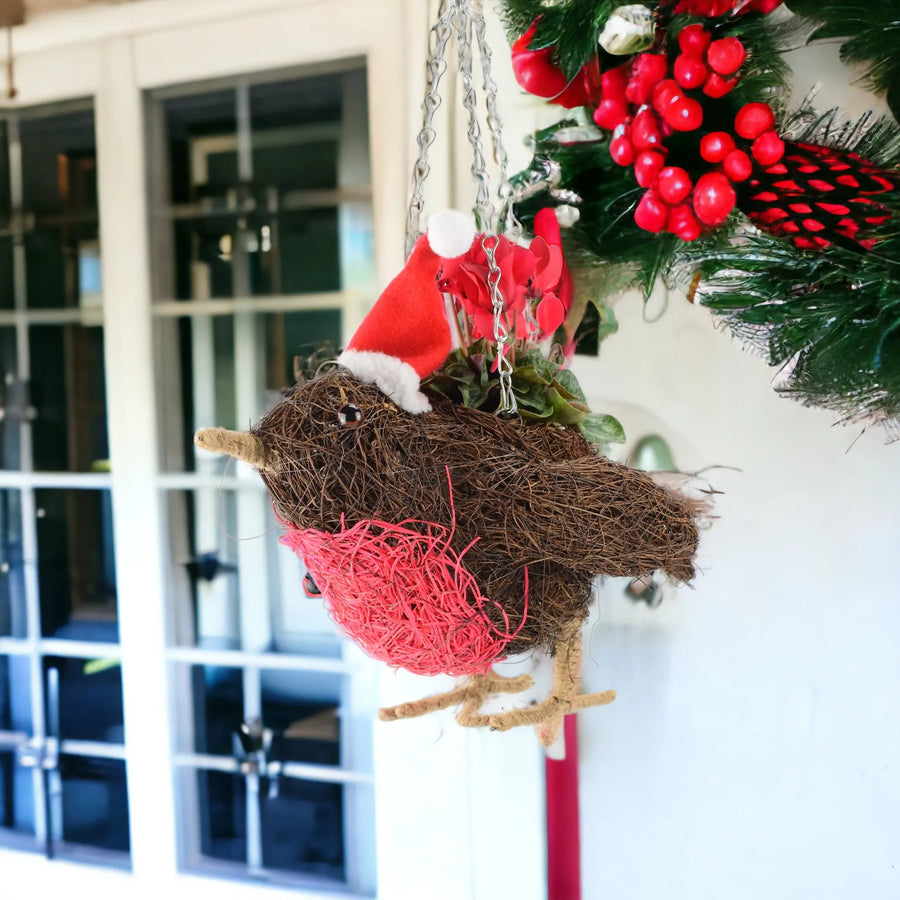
[338, 210, 476, 413]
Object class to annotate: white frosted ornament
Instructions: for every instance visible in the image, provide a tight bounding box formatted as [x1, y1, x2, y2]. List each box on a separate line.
[598, 4, 654, 55]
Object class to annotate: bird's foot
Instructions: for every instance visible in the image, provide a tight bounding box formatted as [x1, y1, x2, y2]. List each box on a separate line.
[483, 617, 615, 745]
[488, 687, 616, 746]
[378, 670, 533, 723]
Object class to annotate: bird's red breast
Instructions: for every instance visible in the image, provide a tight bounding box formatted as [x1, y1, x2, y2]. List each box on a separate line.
[280, 517, 527, 677]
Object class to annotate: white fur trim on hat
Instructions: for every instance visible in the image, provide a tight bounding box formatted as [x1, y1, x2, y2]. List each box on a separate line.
[426, 210, 477, 259]
[338, 349, 432, 414]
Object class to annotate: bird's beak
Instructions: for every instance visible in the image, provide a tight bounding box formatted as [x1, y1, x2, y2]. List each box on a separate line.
[194, 427, 280, 474]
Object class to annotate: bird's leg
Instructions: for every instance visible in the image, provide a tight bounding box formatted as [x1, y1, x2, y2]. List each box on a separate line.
[486, 619, 615, 746]
[378, 670, 533, 723]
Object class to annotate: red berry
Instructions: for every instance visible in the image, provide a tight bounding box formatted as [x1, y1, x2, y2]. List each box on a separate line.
[702, 73, 739, 99]
[610, 134, 634, 166]
[631, 52, 668, 85]
[735, 102, 776, 140]
[692, 172, 736, 226]
[723, 149, 753, 182]
[657, 166, 693, 205]
[674, 55, 709, 90]
[634, 191, 669, 233]
[678, 24, 711, 58]
[600, 64, 630, 102]
[667, 204, 702, 241]
[651, 79, 681, 113]
[631, 107, 662, 151]
[663, 97, 703, 132]
[626, 78, 652, 107]
[700, 131, 735, 163]
[627, 55, 670, 105]
[634, 150, 666, 188]
[707, 38, 747, 76]
[752, 130, 785, 166]
[593, 98, 628, 131]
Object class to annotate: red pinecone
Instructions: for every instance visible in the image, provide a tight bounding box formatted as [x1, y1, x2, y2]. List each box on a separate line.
[740, 142, 899, 251]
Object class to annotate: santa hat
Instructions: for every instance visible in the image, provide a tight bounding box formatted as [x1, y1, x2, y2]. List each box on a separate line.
[338, 210, 477, 414]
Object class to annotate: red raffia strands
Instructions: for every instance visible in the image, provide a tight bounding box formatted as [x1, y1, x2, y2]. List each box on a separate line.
[279, 472, 528, 677]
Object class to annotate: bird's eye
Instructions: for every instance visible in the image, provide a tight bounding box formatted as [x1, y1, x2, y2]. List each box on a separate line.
[337, 403, 363, 428]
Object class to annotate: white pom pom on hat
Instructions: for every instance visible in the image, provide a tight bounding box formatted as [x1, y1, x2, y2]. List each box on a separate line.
[337, 210, 477, 414]
[426, 209, 478, 259]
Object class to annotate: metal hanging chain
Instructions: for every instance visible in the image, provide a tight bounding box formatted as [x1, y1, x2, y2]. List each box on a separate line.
[468, 0, 522, 242]
[407, 0, 518, 417]
[451, 1, 517, 417]
[406, 0, 456, 256]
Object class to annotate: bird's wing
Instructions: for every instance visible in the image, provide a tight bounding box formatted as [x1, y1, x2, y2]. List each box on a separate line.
[463, 453, 702, 583]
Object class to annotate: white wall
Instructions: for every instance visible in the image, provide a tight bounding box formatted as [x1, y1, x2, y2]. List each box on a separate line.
[557, 37, 900, 900]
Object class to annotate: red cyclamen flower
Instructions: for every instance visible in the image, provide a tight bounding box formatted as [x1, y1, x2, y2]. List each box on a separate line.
[439, 210, 573, 342]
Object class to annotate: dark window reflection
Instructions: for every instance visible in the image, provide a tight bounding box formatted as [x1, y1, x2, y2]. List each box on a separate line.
[0, 492, 25, 638]
[30, 325, 108, 473]
[36, 490, 118, 642]
[0, 238, 12, 312]
[1, 654, 31, 732]
[0, 751, 34, 837]
[261, 670, 342, 767]
[0, 328, 20, 471]
[198, 770, 246, 864]
[18, 108, 98, 311]
[191, 665, 244, 757]
[0, 119, 9, 214]
[0, 655, 33, 837]
[60, 756, 129, 854]
[44, 657, 123, 744]
[261, 778, 343, 880]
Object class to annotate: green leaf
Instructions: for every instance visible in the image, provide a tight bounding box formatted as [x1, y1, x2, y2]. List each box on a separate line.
[580, 413, 626, 446]
[556, 368, 587, 402]
[594, 302, 619, 343]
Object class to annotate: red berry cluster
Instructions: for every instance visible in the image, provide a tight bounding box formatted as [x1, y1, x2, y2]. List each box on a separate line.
[593, 24, 785, 241]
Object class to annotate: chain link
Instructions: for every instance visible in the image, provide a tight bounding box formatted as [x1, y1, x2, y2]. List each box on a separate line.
[407, 0, 518, 418]
[469, 0, 522, 242]
[406, 1, 455, 256]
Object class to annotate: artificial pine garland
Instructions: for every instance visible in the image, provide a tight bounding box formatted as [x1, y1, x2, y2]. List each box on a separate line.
[786, 0, 900, 122]
[500, 0, 900, 430]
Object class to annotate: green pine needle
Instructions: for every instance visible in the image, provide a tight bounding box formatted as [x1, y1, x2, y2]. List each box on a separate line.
[786, 0, 900, 121]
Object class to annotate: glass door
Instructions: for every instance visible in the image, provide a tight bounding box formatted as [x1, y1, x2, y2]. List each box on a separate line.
[0, 103, 129, 867]
[149, 67, 377, 894]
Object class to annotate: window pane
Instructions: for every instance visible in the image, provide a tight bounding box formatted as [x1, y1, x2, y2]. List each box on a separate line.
[261, 669, 342, 767]
[0, 655, 33, 838]
[158, 309, 340, 473]
[30, 324, 108, 473]
[44, 656, 123, 744]
[20, 108, 96, 216]
[188, 664, 244, 757]
[1, 654, 31, 732]
[277, 209, 340, 294]
[165, 490, 341, 651]
[25, 225, 101, 311]
[0, 491, 25, 638]
[0, 238, 13, 311]
[60, 755, 129, 855]
[0, 327, 20, 470]
[197, 769, 246, 864]
[0, 751, 34, 838]
[164, 89, 237, 206]
[36, 490, 118, 642]
[0, 118, 9, 213]
[249, 74, 342, 135]
[261, 777, 343, 879]
[19, 108, 98, 310]
[171, 209, 340, 300]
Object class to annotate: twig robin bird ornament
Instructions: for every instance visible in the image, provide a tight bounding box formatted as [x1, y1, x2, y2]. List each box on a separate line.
[195, 211, 704, 745]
